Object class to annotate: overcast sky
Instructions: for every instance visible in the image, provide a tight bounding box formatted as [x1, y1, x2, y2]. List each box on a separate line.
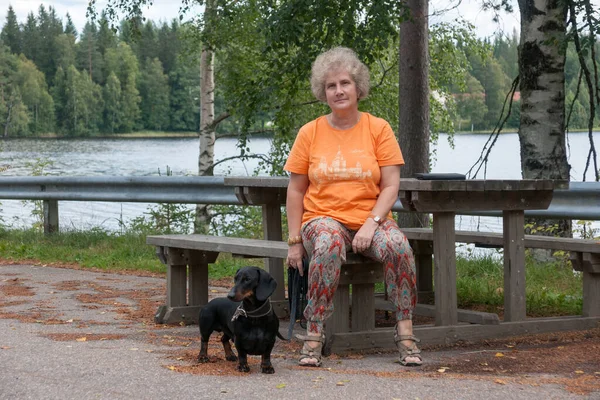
[2, 0, 519, 39]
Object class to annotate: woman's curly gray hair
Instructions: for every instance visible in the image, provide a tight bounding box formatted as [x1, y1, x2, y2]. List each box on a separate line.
[311, 47, 370, 103]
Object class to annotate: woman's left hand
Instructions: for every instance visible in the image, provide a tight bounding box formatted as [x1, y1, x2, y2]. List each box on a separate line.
[352, 219, 378, 253]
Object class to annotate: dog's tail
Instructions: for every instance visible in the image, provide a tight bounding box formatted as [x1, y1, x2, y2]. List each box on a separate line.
[277, 331, 288, 341]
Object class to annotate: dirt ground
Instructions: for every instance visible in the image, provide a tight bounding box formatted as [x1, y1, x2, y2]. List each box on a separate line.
[1, 260, 599, 397]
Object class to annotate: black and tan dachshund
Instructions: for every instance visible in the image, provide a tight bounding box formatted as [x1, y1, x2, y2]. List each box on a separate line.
[197, 266, 286, 373]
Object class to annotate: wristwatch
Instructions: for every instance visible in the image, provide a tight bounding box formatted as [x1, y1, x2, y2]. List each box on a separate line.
[368, 213, 383, 224]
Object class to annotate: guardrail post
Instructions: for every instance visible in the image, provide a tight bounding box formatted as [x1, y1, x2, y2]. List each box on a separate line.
[43, 200, 58, 234]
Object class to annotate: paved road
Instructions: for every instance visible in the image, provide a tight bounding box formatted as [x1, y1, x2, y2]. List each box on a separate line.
[0, 264, 596, 400]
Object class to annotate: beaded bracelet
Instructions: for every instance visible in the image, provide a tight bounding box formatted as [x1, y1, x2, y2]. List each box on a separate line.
[287, 235, 302, 246]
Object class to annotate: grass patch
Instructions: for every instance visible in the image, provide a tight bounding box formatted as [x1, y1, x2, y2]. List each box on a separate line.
[455, 252, 582, 317]
[0, 228, 583, 317]
[0, 228, 255, 276]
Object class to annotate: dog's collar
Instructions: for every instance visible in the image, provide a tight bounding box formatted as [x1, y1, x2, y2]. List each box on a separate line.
[231, 299, 272, 321]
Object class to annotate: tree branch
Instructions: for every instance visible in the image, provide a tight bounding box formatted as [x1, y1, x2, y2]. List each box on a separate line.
[467, 75, 519, 178]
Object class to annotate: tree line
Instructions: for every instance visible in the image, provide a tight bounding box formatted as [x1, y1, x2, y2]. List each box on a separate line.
[1, 4, 599, 138]
[0, 5, 199, 137]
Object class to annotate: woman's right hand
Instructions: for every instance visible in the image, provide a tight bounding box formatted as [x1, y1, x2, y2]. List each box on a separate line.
[287, 243, 306, 276]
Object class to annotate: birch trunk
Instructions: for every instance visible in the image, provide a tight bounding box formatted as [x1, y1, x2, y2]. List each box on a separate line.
[518, 0, 571, 237]
[397, 0, 430, 229]
[195, 7, 216, 234]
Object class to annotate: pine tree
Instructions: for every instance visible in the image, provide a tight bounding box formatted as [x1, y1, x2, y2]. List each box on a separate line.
[35, 5, 58, 84]
[51, 66, 67, 133]
[54, 33, 76, 71]
[139, 57, 170, 130]
[137, 20, 158, 64]
[103, 72, 122, 133]
[1, 6, 22, 55]
[76, 21, 104, 84]
[21, 12, 39, 64]
[157, 20, 179, 76]
[64, 13, 77, 38]
[105, 43, 141, 132]
[169, 61, 199, 131]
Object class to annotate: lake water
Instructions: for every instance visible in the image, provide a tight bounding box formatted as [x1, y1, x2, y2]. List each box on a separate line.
[1, 131, 599, 233]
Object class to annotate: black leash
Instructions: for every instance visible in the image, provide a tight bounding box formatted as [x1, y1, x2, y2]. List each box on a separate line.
[287, 258, 308, 340]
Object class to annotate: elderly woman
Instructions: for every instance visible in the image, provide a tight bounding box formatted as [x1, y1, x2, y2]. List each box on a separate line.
[284, 47, 422, 367]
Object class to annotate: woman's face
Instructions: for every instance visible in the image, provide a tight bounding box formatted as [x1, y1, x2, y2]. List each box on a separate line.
[324, 69, 359, 113]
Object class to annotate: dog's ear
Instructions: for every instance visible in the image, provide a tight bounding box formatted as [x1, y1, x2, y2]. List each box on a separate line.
[255, 268, 277, 302]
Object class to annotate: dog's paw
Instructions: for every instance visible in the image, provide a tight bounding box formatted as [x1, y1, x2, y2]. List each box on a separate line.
[225, 354, 238, 362]
[261, 364, 275, 374]
[197, 355, 210, 363]
[237, 363, 251, 373]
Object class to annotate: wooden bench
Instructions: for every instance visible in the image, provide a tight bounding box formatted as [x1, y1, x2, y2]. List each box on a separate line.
[146, 234, 389, 353]
[401, 228, 600, 318]
[147, 232, 600, 354]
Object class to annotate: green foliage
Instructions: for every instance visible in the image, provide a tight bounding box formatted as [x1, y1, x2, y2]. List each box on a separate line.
[139, 58, 170, 130]
[573, 220, 600, 240]
[455, 253, 582, 316]
[19, 158, 54, 231]
[3, 2, 600, 138]
[0, 227, 165, 273]
[0, 6, 21, 54]
[103, 72, 122, 133]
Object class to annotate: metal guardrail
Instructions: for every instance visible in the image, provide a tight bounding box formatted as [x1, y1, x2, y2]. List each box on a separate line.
[0, 177, 599, 233]
[0, 176, 241, 205]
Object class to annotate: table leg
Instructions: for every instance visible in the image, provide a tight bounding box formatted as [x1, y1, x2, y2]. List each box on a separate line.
[503, 210, 526, 321]
[433, 212, 458, 326]
[262, 203, 285, 301]
[187, 250, 219, 307]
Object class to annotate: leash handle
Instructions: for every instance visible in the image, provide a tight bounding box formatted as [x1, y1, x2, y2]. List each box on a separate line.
[286, 258, 308, 340]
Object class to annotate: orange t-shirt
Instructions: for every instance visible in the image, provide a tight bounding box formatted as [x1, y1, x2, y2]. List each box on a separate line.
[284, 112, 405, 230]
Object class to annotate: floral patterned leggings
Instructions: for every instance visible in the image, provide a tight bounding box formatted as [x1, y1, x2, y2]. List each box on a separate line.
[301, 217, 417, 336]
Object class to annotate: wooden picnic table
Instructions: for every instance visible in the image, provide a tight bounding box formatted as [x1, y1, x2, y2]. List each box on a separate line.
[223, 177, 569, 326]
[397, 178, 567, 325]
[148, 176, 600, 352]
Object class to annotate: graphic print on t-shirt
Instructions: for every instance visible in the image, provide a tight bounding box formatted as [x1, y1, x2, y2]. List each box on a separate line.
[311, 146, 373, 184]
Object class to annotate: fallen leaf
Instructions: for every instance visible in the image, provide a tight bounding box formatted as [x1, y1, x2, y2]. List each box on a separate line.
[495, 353, 504, 357]
[66, 319, 74, 323]
[1, 346, 10, 350]
[146, 350, 154, 353]
[275, 383, 286, 389]
[575, 370, 584, 374]
[130, 348, 139, 351]
[167, 366, 176, 371]
[336, 382, 345, 386]
[76, 337, 87, 342]
[211, 289, 218, 293]
[495, 379, 506, 385]
[505, 345, 514, 348]
[176, 357, 184, 361]
[437, 368, 448, 373]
